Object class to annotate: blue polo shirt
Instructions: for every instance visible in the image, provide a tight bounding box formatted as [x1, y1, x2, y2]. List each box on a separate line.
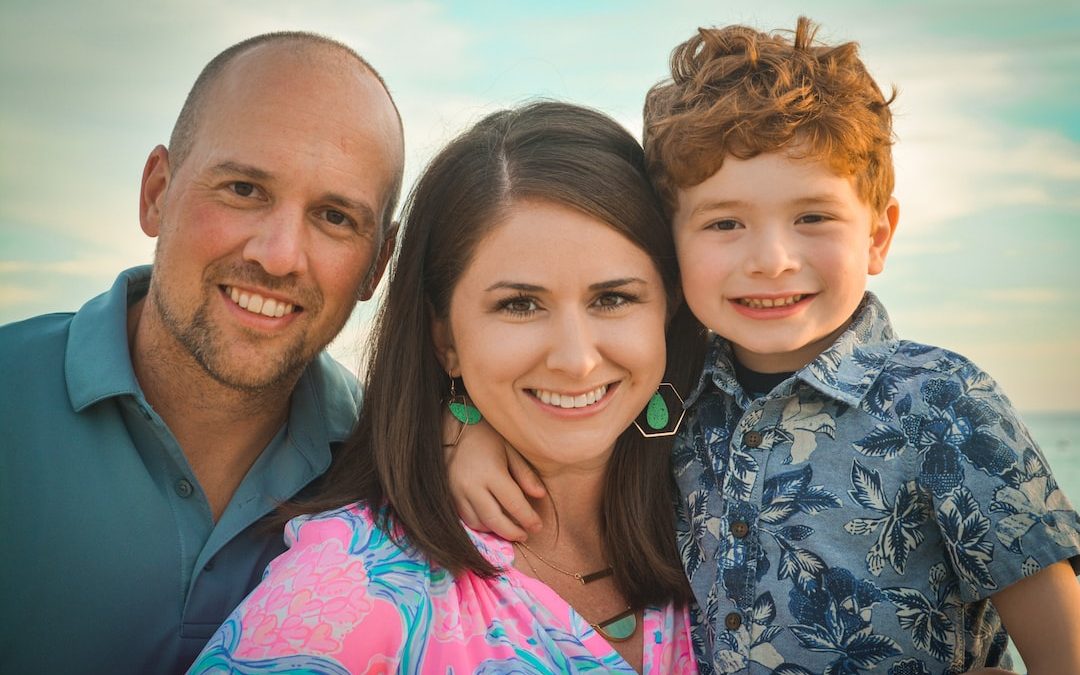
[0, 266, 360, 674]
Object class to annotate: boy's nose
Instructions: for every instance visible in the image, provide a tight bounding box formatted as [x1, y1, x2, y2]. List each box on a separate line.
[545, 311, 602, 378]
[745, 229, 799, 278]
[242, 206, 310, 278]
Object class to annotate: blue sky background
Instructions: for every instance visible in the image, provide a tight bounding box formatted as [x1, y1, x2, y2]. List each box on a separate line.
[2, 0, 1078, 412]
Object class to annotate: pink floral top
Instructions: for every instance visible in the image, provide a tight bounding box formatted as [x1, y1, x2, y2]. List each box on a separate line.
[188, 503, 698, 674]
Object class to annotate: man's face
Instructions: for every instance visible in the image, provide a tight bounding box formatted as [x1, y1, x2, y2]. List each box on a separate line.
[140, 44, 402, 392]
[672, 150, 897, 373]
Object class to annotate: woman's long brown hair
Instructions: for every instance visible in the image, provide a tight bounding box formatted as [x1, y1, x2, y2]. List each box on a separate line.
[288, 101, 705, 608]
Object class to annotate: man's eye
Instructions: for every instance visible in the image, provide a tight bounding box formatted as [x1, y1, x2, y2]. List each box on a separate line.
[324, 209, 350, 227]
[230, 182, 255, 197]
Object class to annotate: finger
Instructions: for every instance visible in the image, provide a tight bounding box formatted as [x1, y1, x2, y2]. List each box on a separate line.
[474, 494, 529, 541]
[491, 479, 542, 534]
[506, 445, 546, 499]
[453, 494, 483, 531]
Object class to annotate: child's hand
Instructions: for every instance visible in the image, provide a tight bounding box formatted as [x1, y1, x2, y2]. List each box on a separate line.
[443, 411, 545, 541]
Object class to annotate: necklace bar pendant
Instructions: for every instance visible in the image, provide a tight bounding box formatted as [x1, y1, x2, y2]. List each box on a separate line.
[578, 567, 614, 584]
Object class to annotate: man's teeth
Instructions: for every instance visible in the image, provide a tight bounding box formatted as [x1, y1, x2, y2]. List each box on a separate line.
[226, 286, 295, 318]
[533, 384, 608, 409]
[739, 294, 804, 309]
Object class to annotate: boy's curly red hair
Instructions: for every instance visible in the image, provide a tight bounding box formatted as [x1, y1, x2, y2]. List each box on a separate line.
[644, 17, 896, 216]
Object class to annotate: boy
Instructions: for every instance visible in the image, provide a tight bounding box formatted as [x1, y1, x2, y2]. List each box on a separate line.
[449, 18, 1080, 674]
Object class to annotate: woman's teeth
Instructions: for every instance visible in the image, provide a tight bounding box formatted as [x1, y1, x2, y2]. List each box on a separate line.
[532, 384, 608, 409]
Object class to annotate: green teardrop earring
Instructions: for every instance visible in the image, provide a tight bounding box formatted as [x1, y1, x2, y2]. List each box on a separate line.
[645, 392, 669, 430]
[633, 383, 686, 438]
[447, 374, 481, 426]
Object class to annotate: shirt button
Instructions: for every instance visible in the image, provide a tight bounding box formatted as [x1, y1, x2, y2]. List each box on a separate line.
[730, 521, 750, 538]
[724, 612, 742, 630]
[175, 478, 194, 498]
[743, 430, 763, 448]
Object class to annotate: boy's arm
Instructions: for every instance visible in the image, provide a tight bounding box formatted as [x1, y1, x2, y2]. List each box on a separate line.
[443, 410, 545, 540]
[978, 559, 1080, 675]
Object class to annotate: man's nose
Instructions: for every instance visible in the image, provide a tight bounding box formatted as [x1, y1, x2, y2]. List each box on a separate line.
[242, 206, 309, 277]
[545, 310, 602, 378]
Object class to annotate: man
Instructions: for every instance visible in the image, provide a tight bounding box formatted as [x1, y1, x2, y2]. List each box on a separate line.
[0, 32, 404, 673]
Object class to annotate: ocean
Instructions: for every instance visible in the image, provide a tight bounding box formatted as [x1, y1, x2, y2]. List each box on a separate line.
[1005, 410, 1079, 670]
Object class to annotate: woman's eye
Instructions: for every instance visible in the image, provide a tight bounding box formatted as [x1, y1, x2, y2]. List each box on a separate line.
[230, 182, 256, 197]
[504, 297, 538, 315]
[595, 293, 631, 310]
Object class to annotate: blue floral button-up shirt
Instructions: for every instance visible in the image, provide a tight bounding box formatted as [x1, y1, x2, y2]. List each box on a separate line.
[673, 293, 1080, 674]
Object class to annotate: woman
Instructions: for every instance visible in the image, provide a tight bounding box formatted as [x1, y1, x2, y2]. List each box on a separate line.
[188, 101, 699, 674]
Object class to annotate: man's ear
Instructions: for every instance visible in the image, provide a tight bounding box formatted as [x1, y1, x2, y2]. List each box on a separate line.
[868, 197, 900, 276]
[359, 221, 399, 301]
[139, 145, 171, 237]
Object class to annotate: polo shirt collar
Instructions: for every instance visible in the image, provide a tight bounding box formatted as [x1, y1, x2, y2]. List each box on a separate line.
[685, 292, 900, 409]
[64, 265, 357, 450]
[66, 265, 150, 412]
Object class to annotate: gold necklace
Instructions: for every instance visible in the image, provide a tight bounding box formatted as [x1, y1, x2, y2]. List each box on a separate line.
[512, 542, 636, 642]
[515, 540, 613, 584]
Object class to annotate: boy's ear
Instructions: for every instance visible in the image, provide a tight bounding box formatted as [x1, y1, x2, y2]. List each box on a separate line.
[867, 197, 900, 276]
[139, 145, 171, 238]
[430, 311, 459, 375]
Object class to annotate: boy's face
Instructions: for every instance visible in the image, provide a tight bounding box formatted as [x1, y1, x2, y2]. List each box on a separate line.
[672, 150, 898, 373]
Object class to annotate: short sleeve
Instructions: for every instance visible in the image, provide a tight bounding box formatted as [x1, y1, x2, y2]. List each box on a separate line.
[188, 505, 416, 674]
[917, 361, 1080, 601]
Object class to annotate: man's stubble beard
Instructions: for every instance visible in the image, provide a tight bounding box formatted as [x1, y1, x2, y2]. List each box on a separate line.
[150, 266, 325, 395]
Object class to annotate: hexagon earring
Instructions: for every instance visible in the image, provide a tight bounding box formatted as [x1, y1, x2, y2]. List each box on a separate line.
[632, 382, 686, 438]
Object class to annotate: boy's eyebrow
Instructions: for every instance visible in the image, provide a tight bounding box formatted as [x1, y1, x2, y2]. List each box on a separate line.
[484, 278, 646, 293]
[789, 194, 848, 207]
[689, 199, 749, 216]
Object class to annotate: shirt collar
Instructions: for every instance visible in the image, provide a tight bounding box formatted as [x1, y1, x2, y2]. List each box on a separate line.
[65, 265, 359, 451]
[685, 292, 900, 408]
[66, 265, 150, 411]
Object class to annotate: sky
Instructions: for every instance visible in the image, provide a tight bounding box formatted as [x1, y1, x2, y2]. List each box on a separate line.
[1, 0, 1078, 412]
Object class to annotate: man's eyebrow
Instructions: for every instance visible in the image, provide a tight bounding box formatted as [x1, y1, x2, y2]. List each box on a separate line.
[209, 161, 273, 182]
[483, 278, 646, 293]
[320, 192, 378, 230]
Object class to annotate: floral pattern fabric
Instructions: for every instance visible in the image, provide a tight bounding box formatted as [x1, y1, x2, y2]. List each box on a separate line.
[188, 503, 697, 674]
[672, 292, 1080, 674]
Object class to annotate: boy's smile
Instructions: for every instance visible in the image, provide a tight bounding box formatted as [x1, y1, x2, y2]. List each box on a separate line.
[673, 150, 898, 373]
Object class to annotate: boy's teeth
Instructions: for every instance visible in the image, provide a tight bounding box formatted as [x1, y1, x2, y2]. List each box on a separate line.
[533, 384, 608, 409]
[740, 294, 804, 309]
[226, 286, 294, 318]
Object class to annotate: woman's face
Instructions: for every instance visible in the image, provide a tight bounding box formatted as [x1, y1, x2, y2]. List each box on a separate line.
[436, 199, 668, 475]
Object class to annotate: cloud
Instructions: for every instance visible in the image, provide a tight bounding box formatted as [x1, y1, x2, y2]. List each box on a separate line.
[985, 287, 1062, 304]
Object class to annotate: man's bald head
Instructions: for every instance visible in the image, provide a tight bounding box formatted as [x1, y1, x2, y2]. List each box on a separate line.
[168, 32, 404, 231]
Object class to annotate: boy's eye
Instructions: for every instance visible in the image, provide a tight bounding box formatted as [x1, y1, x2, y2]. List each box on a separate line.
[796, 213, 829, 224]
[230, 182, 256, 197]
[706, 219, 741, 231]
